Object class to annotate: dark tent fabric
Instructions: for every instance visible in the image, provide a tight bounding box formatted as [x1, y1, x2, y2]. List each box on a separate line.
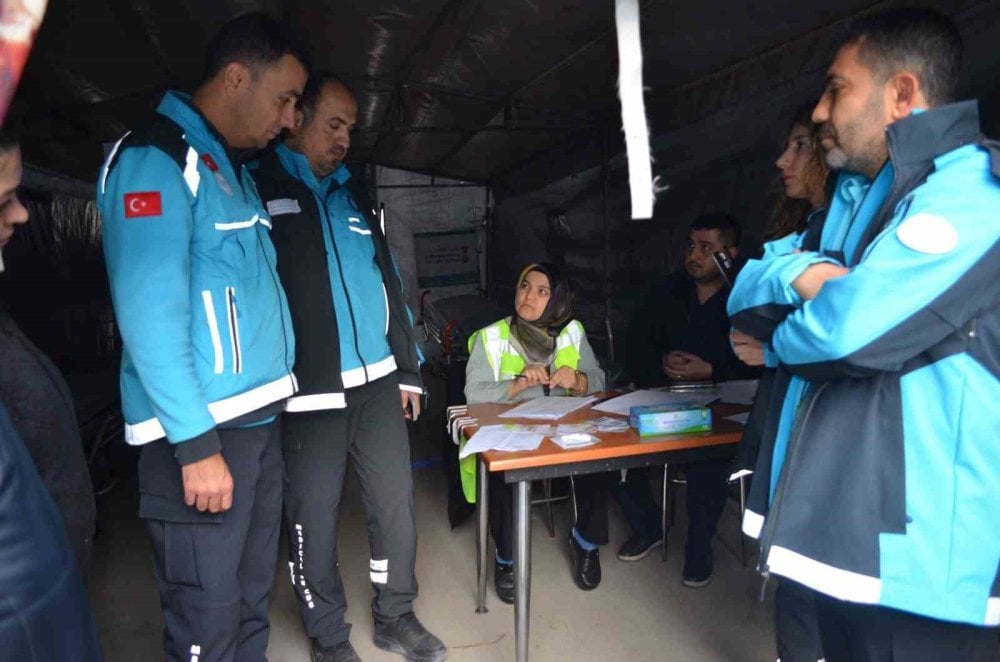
[0, 190, 113, 371]
[6, 0, 1000, 381]
[12, 0, 1000, 195]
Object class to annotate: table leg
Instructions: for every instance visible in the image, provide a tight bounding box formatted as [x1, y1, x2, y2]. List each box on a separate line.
[476, 455, 489, 613]
[738, 474, 748, 568]
[661, 463, 669, 562]
[515, 479, 532, 662]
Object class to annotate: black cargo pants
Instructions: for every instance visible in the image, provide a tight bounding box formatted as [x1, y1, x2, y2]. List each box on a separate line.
[282, 375, 418, 650]
[141, 420, 283, 662]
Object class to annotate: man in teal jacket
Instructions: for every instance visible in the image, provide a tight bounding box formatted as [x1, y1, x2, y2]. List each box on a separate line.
[252, 76, 445, 662]
[98, 14, 307, 662]
[728, 9, 999, 660]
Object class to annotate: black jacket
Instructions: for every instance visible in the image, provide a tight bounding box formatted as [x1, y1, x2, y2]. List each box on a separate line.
[0, 401, 102, 660]
[0, 308, 96, 571]
[252, 150, 423, 407]
[624, 271, 756, 388]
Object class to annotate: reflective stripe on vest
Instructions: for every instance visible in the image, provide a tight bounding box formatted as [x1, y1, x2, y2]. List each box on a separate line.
[469, 318, 584, 380]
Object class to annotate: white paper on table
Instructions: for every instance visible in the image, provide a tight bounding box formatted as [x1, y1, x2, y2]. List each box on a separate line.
[552, 433, 600, 449]
[498, 396, 598, 420]
[556, 422, 596, 435]
[493, 432, 545, 453]
[591, 390, 717, 417]
[592, 416, 630, 432]
[504, 423, 557, 434]
[458, 425, 546, 459]
[724, 412, 751, 425]
[717, 380, 760, 405]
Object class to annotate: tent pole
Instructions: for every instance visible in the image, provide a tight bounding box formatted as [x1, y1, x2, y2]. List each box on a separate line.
[602, 124, 615, 363]
[484, 185, 493, 299]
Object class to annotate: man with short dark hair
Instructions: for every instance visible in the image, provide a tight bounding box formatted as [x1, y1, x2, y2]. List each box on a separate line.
[620, 213, 755, 586]
[252, 75, 445, 662]
[98, 13, 308, 661]
[729, 8, 999, 659]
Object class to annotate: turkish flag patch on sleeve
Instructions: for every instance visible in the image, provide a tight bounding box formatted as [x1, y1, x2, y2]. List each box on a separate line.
[123, 191, 163, 218]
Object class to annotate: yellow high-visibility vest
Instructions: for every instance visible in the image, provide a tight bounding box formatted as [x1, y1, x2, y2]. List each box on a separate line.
[459, 318, 586, 502]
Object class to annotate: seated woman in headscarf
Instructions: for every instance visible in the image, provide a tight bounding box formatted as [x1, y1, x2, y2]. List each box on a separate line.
[465, 263, 609, 603]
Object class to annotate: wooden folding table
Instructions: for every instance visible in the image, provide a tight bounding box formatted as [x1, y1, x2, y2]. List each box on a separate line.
[462, 401, 746, 662]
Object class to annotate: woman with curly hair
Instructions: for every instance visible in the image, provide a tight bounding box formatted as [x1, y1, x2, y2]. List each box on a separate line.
[735, 102, 830, 662]
[766, 102, 830, 243]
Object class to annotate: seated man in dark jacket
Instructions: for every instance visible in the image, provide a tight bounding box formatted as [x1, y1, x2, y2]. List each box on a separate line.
[619, 213, 756, 586]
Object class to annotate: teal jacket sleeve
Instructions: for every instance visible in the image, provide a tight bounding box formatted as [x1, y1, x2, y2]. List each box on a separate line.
[101, 147, 220, 452]
[728, 251, 843, 342]
[761, 231, 804, 259]
[771, 206, 1000, 380]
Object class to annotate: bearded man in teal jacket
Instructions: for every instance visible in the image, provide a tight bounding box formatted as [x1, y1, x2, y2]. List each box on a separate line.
[728, 9, 999, 660]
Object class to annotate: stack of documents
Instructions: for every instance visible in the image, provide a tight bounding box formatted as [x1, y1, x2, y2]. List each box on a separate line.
[458, 425, 546, 459]
[555, 422, 595, 435]
[498, 396, 598, 420]
[592, 390, 717, 416]
[592, 416, 630, 433]
[552, 433, 600, 449]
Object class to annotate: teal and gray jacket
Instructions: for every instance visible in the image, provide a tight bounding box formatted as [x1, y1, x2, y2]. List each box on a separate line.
[251, 145, 423, 411]
[99, 91, 297, 464]
[728, 101, 1000, 627]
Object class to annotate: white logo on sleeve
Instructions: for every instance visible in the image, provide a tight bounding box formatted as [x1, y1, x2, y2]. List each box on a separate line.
[896, 213, 959, 254]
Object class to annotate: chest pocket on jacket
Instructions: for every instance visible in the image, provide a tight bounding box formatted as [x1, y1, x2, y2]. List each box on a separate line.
[206, 171, 273, 278]
[335, 214, 377, 271]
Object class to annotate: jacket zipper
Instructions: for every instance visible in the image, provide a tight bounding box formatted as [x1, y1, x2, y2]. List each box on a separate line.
[202, 290, 224, 375]
[320, 187, 369, 384]
[382, 283, 390, 336]
[756, 381, 828, 600]
[758, 133, 894, 592]
[226, 286, 242, 374]
[246, 162, 294, 379]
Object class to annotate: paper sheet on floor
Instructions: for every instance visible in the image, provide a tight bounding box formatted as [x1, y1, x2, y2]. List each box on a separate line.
[591, 390, 717, 416]
[717, 380, 760, 405]
[498, 395, 597, 420]
[458, 425, 546, 459]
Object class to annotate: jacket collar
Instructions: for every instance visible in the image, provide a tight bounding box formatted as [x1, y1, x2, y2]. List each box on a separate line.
[886, 100, 981, 170]
[275, 143, 351, 195]
[156, 91, 252, 171]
